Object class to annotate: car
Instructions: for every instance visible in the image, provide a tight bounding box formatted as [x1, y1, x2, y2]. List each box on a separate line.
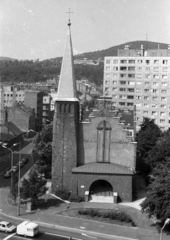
[0, 221, 16, 233]
[16, 161, 24, 168]
[11, 166, 19, 173]
[22, 158, 29, 164]
[4, 170, 11, 178]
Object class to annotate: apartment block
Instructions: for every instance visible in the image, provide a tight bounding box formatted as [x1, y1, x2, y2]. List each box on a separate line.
[103, 46, 170, 131]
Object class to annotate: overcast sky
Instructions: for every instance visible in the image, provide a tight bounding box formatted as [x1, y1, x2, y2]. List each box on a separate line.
[0, 0, 170, 60]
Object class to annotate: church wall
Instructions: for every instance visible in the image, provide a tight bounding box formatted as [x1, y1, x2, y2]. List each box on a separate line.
[74, 173, 133, 202]
[77, 115, 136, 169]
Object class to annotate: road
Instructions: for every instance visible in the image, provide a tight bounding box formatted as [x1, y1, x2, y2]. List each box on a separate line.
[0, 142, 33, 189]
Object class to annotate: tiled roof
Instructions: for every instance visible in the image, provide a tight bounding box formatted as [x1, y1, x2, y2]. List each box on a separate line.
[54, 26, 78, 102]
[5, 121, 23, 135]
[72, 163, 133, 175]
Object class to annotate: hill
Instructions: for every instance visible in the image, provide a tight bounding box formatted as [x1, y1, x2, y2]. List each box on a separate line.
[74, 40, 169, 60]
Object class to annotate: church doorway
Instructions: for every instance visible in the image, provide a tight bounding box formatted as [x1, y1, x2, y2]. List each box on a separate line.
[89, 180, 113, 203]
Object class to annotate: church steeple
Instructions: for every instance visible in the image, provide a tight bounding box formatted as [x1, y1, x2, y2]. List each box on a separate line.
[55, 14, 78, 102]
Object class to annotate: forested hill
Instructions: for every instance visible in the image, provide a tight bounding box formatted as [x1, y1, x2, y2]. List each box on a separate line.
[0, 40, 169, 86]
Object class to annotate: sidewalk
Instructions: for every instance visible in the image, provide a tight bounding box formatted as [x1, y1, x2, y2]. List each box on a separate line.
[0, 187, 166, 240]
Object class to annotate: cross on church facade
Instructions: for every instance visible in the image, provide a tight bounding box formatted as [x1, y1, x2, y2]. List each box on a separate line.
[66, 8, 73, 26]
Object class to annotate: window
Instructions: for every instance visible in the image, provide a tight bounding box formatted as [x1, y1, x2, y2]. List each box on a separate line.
[161, 97, 167, 101]
[128, 81, 135, 85]
[120, 81, 126, 85]
[127, 95, 134, 99]
[137, 60, 142, 64]
[160, 119, 165, 123]
[120, 60, 127, 64]
[127, 103, 133, 106]
[105, 80, 110, 85]
[162, 75, 168, 79]
[136, 88, 142, 93]
[152, 97, 158, 101]
[136, 81, 142, 85]
[153, 74, 159, 79]
[113, 67, 118, 71]
[106, 66, 110, 71]
[113, 60, 118, 64]
[128, 74, 135, 78]
[152, 111, 157, 116]
[112, 88, 117, 92]
[136, 103, 141, 107]
[136, 96, 141, 100]
[145, 74, 151, 79]
[153, 67, 159, 72]
[161, 105, 166, 109]
[106, 59, 110, 64]
[106, 73, 110, 77]
[144, 104, 149, 108]
[144, 96, 149, 100]
[161, 90, 166, 94]
[145, 67, 150, 71]
[153, 82, 158, 86]
[162, 82, 167, 86]
[160, 112, 166, 117]
[119, 88, 126, 92]
[152, 89, 158, 94]
[137, 67, 142, 71]
[128, 60, 135, 64]
[144, 89, 149, 93]
[119, 95, 126, 99]
[97, 121, 111, 163]
[119, 102, 125, 106]
[154, 60, 159, 64]
[145, 82, 150, 86]
[162, 60, 168, 65]
[120, 74, 126, 78]
[152, 104, 158, 108]
[137, 74, 142, 79]
[128, 67, 135, 71]
[120, 67, 127, 71]
[112, 95, 118, 99]
[112, 81, 117, 85]
[146, 60, 150, 65]
[127, 88, 134, 92]
[144, 111, 149, 115]
[162, 67, 168, 72]
[113, 74, 117, 78]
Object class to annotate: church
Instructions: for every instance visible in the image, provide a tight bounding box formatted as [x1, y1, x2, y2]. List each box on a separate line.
[51, 19, 136, 203]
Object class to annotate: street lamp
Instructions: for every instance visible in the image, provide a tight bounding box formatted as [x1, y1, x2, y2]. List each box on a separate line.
[160, 218, 170, 240]
[13, 142, 21, 216]
[2, 143, 16, 192]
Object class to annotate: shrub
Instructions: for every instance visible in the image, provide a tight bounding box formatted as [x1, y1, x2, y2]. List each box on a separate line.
[55, 188, 70, 200]
[69, 194, 84, 202]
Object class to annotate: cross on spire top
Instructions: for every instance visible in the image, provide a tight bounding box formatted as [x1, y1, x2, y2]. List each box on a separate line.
[66, 8, 73, 26]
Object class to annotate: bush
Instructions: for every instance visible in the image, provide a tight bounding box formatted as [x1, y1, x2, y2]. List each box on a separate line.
[69, 194, 84, 202]
[78, 208, 136, 226]
[55, 188, 70, 200]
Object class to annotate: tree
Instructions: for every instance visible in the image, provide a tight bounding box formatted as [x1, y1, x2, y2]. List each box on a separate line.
[136, 118, 161, 175]
[20, 172, 47, 206]
[31, 124, 53, 179]
[141, 161, 170, 222]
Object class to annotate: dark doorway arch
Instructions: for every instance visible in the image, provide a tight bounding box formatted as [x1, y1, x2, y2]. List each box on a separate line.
[89, 180, 113, 196]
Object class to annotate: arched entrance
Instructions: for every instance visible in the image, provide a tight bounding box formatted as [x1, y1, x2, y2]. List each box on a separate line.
[89, 180, 113, 203]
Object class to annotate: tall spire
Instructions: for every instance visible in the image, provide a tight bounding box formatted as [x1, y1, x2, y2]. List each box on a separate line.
[55, 11, 78, 102]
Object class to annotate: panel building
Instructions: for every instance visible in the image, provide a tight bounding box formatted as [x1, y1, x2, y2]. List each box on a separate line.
[103, 46, 170, 131]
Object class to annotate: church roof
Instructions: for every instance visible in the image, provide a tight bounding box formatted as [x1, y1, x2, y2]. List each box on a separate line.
[54, 23, 78, 102]
[72, 163, 133, 175]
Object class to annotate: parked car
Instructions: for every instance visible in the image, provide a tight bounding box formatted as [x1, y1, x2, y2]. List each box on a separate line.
[17, 221, 39, 237]
[4, 170, 11, 178]
[0, 221, 16, 233]
[22, 158, 29, 164]
[11, 166, 19, 173]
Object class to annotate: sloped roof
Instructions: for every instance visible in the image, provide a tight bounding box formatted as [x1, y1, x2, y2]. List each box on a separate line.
[4, 121, 23, 135]
[54, 25, 78, 102]
[0, 132, 14, 141]
[72, 163, 133, 175]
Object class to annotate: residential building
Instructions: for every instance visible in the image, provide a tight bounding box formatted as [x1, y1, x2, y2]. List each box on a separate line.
[103, 46, 170, 131]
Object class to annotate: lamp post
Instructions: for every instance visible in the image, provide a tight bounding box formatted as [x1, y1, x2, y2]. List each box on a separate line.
[2, 144, 15, 192]
[13, 142, 21, 216]
[160, 218, 170, 240]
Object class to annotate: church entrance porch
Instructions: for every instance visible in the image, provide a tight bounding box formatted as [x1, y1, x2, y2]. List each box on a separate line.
[89, 180, 113, 203]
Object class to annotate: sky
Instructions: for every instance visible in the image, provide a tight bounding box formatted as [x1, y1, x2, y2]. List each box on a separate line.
[0, 0, 170, 60]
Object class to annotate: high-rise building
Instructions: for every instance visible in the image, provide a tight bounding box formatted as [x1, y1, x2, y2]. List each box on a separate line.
[103, 46, 170, 131]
